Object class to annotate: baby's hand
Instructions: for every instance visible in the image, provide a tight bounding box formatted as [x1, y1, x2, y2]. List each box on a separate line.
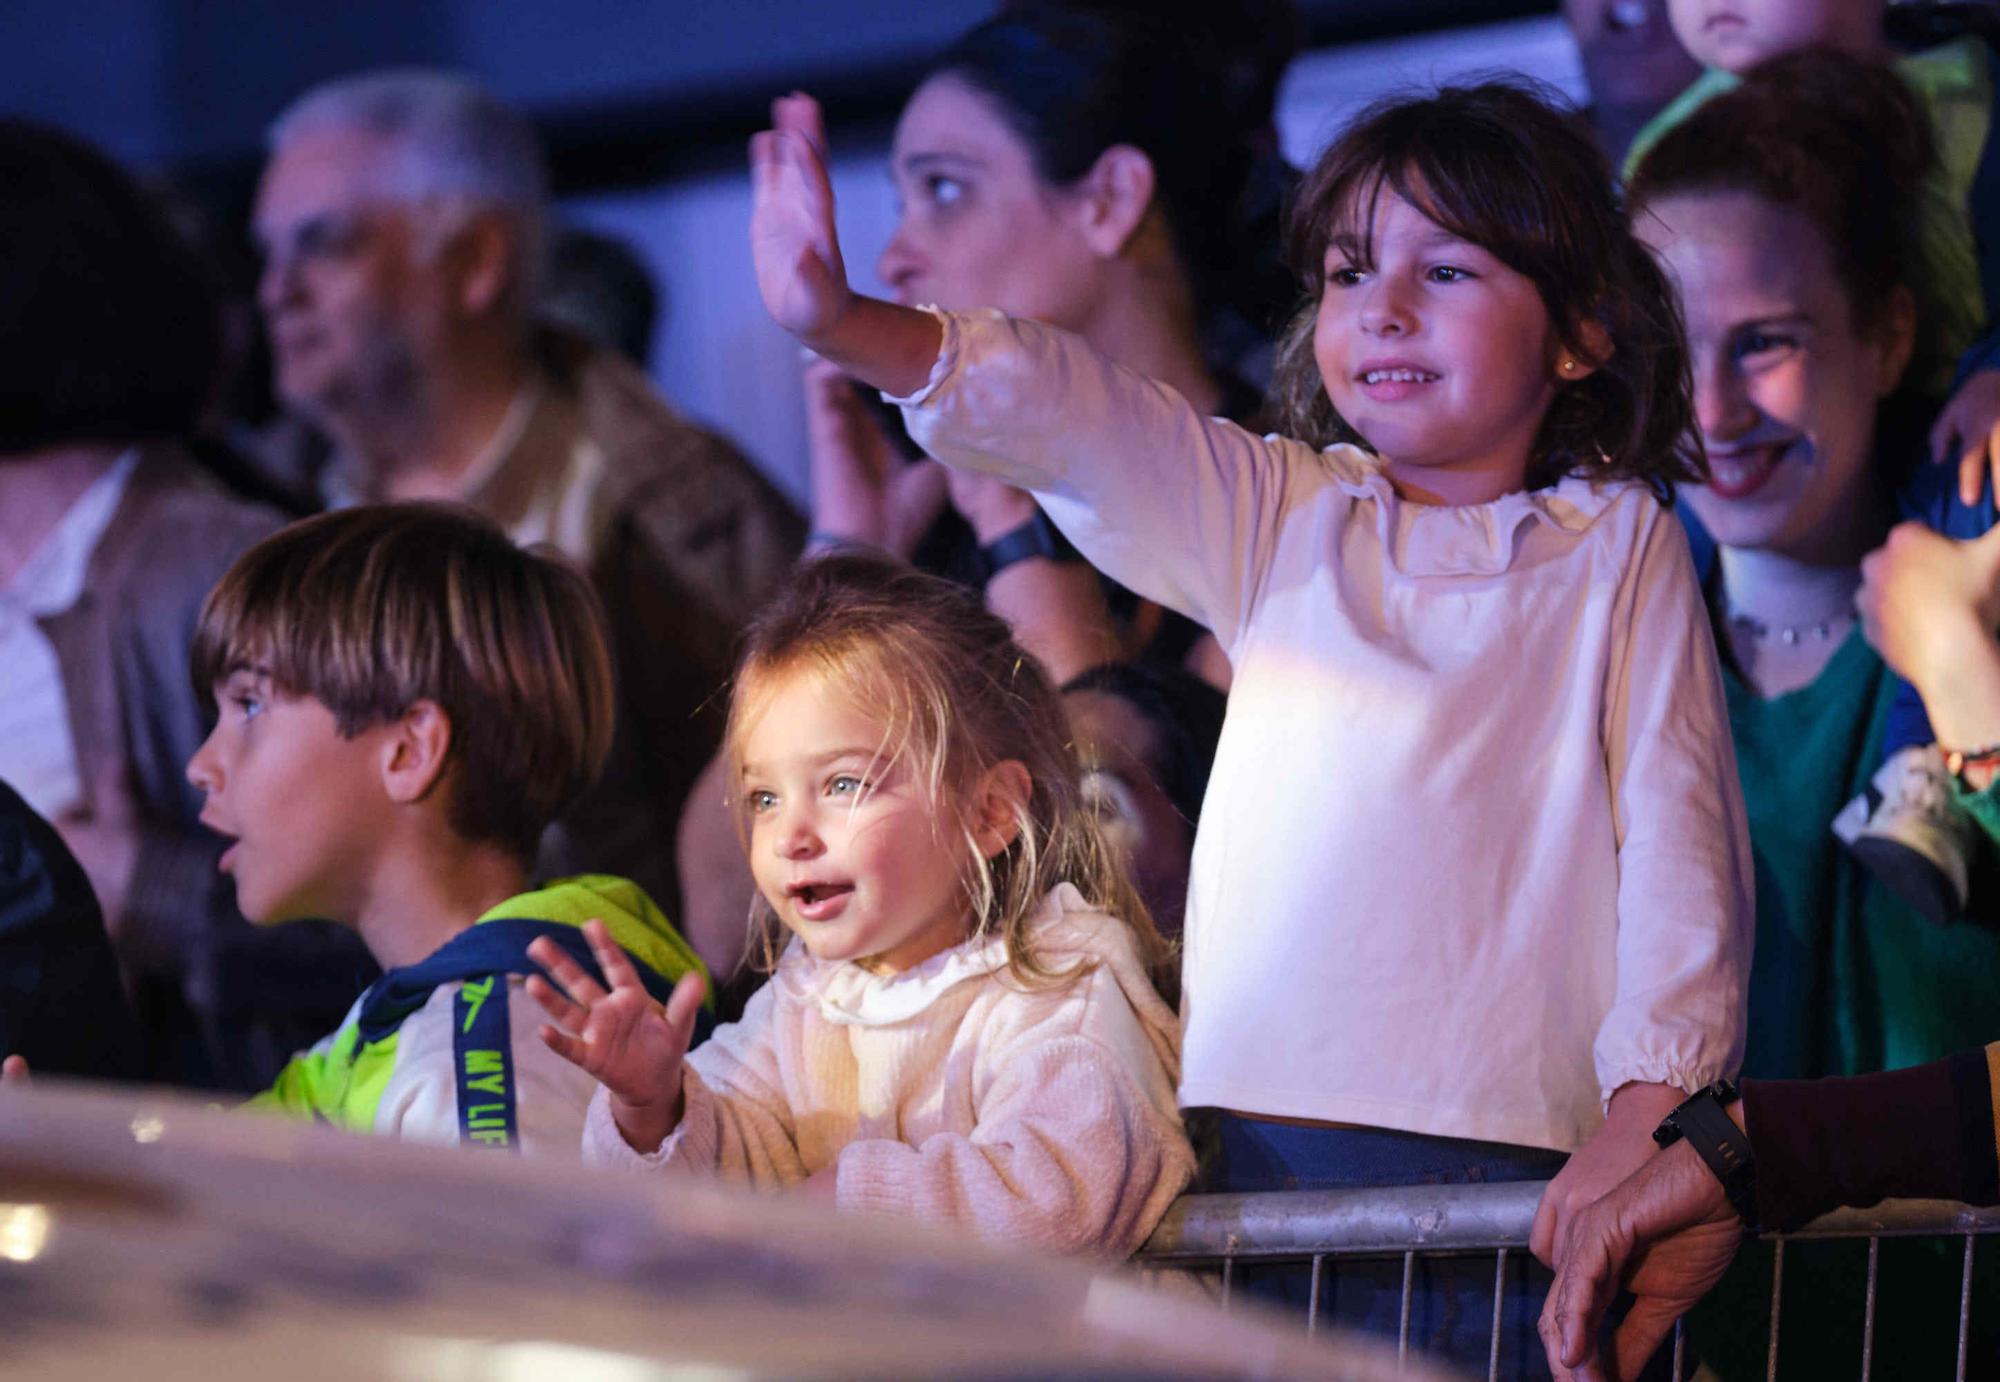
[1928, 366, 2000, 509]
[527, 919, 705, 1152]
[1, 1055, 29, 1086]
[750, 93, 852, 343]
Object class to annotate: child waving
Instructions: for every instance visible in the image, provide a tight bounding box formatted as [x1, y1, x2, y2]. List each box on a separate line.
[751, 85, 1751, 1368]
[531, 556, 1189, 1256]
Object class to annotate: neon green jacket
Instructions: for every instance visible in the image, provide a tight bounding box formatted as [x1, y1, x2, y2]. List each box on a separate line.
[248, 875, 706, 1155]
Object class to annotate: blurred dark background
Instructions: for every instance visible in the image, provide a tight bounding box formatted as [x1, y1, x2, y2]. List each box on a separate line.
[0, 0, 1572, 498]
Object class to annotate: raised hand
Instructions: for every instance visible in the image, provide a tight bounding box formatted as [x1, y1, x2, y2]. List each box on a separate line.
[749, 94, 941, 397]
[750, 93, 852, 342]
[526, 918, 706, 1152]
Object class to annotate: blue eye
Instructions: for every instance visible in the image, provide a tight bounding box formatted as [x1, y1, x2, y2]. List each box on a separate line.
[232, 694, 263, 721]
[828, 774, 865, 798]
[926, 175, 965, 208]
[747, 788, 777, 812]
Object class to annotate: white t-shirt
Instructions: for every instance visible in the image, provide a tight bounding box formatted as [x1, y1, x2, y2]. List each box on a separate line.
[897, 310, 1753, 1153]
[0, 451, 138, 819]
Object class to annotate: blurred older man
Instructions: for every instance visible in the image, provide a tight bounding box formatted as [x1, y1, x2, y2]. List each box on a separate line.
[252, 71, 801, 912]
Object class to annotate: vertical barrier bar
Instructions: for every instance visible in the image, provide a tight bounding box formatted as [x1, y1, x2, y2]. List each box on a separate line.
[1220, 1254, 1233, 1311]
[1861, 1236, 1879, 1382]
[1672, 1317, 1684, 1378]
[1398, 1250, 1415, 1371]
[1488, 1247, 1507, 1382]
[1957, 1233, 1975, 1382]
[1765, 1238, 1785, 1382]
[1306, 1254, 1324, 1337]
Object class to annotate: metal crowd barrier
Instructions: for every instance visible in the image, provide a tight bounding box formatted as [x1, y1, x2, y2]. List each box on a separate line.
[1135, 1182, 2000, 1380]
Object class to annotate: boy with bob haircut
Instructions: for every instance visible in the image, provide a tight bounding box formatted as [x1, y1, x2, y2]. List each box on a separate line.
[187, 503, 707, 1153]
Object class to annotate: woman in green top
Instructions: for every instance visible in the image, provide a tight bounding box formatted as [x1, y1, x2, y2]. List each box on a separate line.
[1630, 49, 2000, 1380]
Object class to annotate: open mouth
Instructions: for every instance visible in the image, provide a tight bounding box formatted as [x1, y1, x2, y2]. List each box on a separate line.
[1359, 368, 1439, 385]
[787, 881, 855, 918]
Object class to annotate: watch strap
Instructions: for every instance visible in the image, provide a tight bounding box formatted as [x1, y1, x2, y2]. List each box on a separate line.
[978, 508, 1081, 580]
[1655, 1081, 1758, 1229]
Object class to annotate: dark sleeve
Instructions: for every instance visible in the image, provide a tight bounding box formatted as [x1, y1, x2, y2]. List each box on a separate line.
[1744, 1045, 2000, 1230]
[0, 782, 142, 1081]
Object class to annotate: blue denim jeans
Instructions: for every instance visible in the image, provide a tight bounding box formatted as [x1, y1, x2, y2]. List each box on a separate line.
[1194, 1115, 1570, 1381]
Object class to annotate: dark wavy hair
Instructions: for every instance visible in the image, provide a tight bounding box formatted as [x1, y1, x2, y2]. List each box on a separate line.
[0, 119, 221, 454]
[1270, 80, 1703, 502]
[1627, 47, 1948, 393]
[927, 7, 1248, 319]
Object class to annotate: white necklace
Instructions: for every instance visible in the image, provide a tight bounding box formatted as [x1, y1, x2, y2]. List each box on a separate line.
[1725, 607, 1855, 646]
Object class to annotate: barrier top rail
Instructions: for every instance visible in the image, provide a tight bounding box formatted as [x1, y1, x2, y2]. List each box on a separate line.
[1138, 1182, 2000, 1261]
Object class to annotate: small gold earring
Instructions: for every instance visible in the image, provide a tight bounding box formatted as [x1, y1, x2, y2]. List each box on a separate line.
[1559, 358, 1577, 375]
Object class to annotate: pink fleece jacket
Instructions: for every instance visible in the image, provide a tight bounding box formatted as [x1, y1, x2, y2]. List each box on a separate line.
[583, 884, 1191, 1256]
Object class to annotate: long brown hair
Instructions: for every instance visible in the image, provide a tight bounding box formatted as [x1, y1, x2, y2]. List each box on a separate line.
[1271, 79, 1704, 502]
[724, 554, 1167, 988]
[1628, 47, 1950, 395]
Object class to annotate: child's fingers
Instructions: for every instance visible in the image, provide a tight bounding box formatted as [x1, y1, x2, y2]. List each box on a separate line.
[583, 918, 647, 994]
[536, 1022, 590, 1069]
[773, 91, 827, 159]
[748, 129, 780, 192]
[524, 973, 588, 1031]
[1528, 1188, 1559, 1266]
[663, 970, 708, 1046]
[1961, 434, 1989, 509]
[526, 934, 607, 1007]
[1929, 408, 1958, 470]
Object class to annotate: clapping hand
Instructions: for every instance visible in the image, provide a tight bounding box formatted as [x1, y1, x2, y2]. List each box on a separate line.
[526, 919, 706, 1153]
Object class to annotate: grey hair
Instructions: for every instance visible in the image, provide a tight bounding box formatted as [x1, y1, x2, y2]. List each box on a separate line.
[269, 69, 549, 300]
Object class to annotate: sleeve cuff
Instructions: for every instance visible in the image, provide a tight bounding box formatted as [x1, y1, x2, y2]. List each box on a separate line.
[1598, 1057, 1734, 1112]
[830, 1139, 922, 1219]
[879, 305, 963, 409]
[580, 1077, 712, 1172]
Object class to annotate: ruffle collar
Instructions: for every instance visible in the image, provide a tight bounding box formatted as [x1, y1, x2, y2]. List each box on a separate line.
[1317, 444, 1630, 577]
[775, 926, 1013, 1028]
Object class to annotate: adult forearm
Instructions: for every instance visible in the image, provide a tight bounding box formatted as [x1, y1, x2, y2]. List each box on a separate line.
[1744, 1045, 2000, 1230]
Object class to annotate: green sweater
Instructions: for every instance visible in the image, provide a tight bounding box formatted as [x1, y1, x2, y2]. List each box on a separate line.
[1727, 628, 2000, 1079]
[1694, 631, 2000, 1378]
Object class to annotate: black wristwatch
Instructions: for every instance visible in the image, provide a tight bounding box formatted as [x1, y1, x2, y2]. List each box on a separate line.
[1654, 1080, 1759, 1230]
[977, 507, 1081, 581]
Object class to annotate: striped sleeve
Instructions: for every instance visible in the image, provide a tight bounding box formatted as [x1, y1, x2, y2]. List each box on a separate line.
[1743, 1044, 2000, 1231]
